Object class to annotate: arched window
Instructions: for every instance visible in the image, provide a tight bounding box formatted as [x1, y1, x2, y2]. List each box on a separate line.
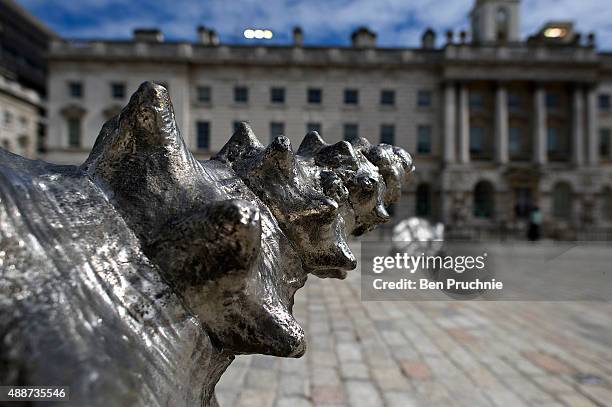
[552, 182, 572, 220]
[416, 183, 431, 217]
[603, 187, 612, 221]
[473, 181, 494, 218]
[496, 7, 509, 41]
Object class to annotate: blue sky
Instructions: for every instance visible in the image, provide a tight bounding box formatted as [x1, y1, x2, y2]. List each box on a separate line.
[16, 0, 612, 49]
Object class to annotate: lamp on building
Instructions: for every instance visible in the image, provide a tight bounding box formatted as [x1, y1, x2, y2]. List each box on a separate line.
[244, 29, 273, 40]
[543, 27, 567, 39]
[459, 30, 467, 44]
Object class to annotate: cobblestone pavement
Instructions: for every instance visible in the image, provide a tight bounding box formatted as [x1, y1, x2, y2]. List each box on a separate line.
[217, 243, 612, 407]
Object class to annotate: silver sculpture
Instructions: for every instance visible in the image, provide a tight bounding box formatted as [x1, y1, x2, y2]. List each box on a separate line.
[392, 217, 445, 255]
[0, 82, 413, 406]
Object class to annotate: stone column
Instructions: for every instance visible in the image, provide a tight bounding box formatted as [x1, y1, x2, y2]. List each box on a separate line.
[533, 85, 547, 164]
[586, 86, 599, 166]
[572, 85, 584, 166]
[458, 84, 470, 163]
[444, 82, 457, 164]
[495, 84, 509, 164]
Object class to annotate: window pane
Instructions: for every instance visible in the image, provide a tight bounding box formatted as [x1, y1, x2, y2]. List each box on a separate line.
[69, 82, 82, 98]
[307, 122, 321, 133]
[508, 93, 521, 111]
[197, 86, 211, 103]
[600, 128, 611, 157]
[547, 127, 559, 153]
[270, 122, 284, 141]
[552, 183, 572, 219]
[344, 89, 359, 105]
[234, 86, 248, 103]
[380, 90, 395, 106]
[308, 88, 322, 104]
[469, 127, 484, 153]
[509, 127, 521, 154]
[546, 92, 560, 109]
[474, 181, 494, 218]
[271, 87, 285, 104]
[417, 90, 432, 107]
[196, 121, 210, 149]
[469, 92, 483, 109]
[599, 94, 610, 110]
[343, 123, 358, 141]
[111, 83, 125, 99]
[417, 125, 431, 154]
[68, 118, 81, 148]
[380, 125, 395, 145]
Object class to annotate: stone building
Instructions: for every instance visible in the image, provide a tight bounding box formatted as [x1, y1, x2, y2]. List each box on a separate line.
[0, 75, 42, 157]
[44, 0, 612, 235]
[0, 0, 55, 157]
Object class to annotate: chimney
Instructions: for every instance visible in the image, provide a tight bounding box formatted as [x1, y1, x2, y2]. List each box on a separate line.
[421, 28, 436, 49]
[445, 30, 454, 45]
[209, 30, 219, 46]
[133, 28, 163, 42]
[197, 26, 211, 44]
[197, 26, 219, 45]
[587, 32, 596, 47]
[293, 26, 303, 47]
[351, 27, 376, 48]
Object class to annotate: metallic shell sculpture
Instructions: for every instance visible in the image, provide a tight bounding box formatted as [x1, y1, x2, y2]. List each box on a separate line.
[0, 82, 413, 406]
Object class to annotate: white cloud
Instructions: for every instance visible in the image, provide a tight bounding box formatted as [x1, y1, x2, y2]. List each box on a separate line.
[17, 0, 612, 49]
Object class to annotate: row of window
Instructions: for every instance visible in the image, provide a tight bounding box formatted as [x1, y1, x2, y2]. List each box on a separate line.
[194, 121, 434, 153]
[68, 82, 126, 99]
[63, 115, 612, 160]
[466, 126, 612, 158]
[2, 111, 29, 128]
[66, 81, 434, 107]
[199, 86, 433, 107]
[64, 80, 612, 114]
[416, 181, 612, 222]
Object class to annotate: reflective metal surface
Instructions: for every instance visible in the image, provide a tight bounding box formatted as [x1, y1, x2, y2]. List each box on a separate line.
[392, 217, 445, 255]
[0, 82, 413, 406]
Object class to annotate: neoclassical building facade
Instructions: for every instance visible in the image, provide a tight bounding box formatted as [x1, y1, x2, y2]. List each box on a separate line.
[44, 0, 612, 235]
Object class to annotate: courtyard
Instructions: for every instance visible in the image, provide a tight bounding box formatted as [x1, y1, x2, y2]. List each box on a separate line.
[218, 243, 612, 407]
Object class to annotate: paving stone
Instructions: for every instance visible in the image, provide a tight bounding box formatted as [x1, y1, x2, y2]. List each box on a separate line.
[311, 350, 339, 367]
[236, 389, 276, 407]
[337, 343, 363, 362]
[557, 393, 599, 407]
[339, 362, 370, 380]
[345, 381, 383, 407]
[399, 360, 432, 381]
[279, 374, 309, 397]
[370, 367, 410, 391]
[577, 385, 612, 406]
[245, 369, 278, 389]
[276, 396, 313, 407]
[218, 244, 612, 407]
[311, 385, 346, 405]
[216, 390, 237, 407]
[311, 367, 341, 386]
[523, 352, 575, 374]
[532, 375, 576, 394]
[382, 391, 419, 407]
